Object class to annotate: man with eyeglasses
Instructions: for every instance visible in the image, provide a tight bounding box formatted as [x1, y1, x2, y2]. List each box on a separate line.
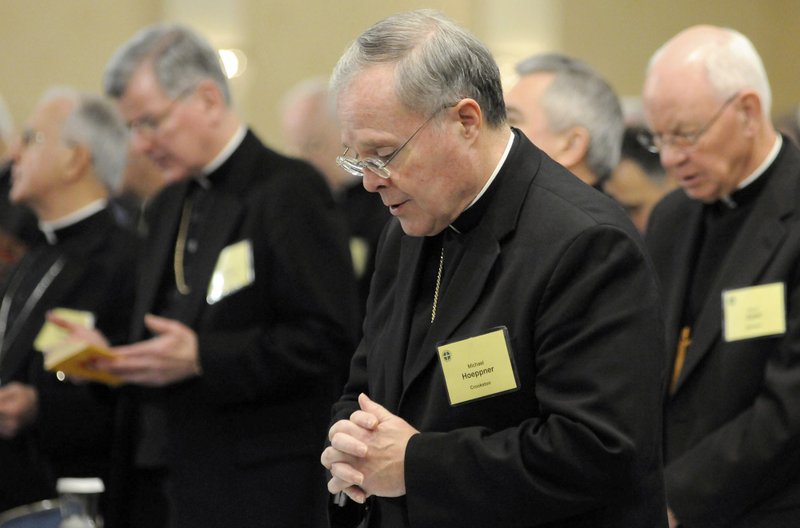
[63, 24, 361, 528]
[0, 87, 137, 514]
[642, 25, 800, 528]
[321, 10, 668, 528]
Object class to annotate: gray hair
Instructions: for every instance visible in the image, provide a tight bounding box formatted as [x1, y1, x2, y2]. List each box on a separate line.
[279, 76, 338, 123]
[43, 87, 129, 192]
[104, 24, 230, 105]
[648, 27, 771, 117]
[515, 53, 623, 180]
[330, 9, 506, 127]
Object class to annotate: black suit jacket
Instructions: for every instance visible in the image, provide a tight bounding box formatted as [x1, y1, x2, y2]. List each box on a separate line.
[646, 138, 800, 527]
[0, 208, 137, 512]
[331, 131, 668, 527]
[115, 130, 360, 528]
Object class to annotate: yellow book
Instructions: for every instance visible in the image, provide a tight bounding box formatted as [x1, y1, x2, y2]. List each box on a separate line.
[43, 340, 123, 387]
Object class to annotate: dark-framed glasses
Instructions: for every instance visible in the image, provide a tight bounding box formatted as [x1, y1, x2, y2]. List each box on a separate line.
[637, 92, 740, 153]
[336, 109, 443, 179]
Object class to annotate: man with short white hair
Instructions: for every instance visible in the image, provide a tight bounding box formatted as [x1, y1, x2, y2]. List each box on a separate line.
[0, 87, 137, 513]
[643, 25, 800, 527]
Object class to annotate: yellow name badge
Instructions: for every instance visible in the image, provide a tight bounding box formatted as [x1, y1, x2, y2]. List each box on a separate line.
[437, 327, 519, 406]
[33, 307, 95, 353]
[722, 282, 786, 342]
[206, 239, 255, 305]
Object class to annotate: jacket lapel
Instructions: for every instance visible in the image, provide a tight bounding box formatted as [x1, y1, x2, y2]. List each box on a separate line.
[178, 190, 244, 326]
[380, 234, 424, 411]
[662, 204, 703, 362]
[397, 131, 530, 404]
[673, 156, 794, 393]
[0, 256, 79, 382]
[132, 184, 190, 339]
[399, 226, 500, 400]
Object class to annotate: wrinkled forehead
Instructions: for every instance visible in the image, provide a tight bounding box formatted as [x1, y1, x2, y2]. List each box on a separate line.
[336, 65, 409, 134]
[643, 62, 716, 125]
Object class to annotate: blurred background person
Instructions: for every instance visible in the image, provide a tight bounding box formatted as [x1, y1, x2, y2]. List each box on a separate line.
[0, 94, 38, 283]
[504, 52, 624, 191]
[280, 77, 389, 317]
[110, 147, 167, 234]
[94, 24, 359, 528]
[603, 126, 676, 233]
[0, 87, 137, 515]
[643, 25, 800, 527]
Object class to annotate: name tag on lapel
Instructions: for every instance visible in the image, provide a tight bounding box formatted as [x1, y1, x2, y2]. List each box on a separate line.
[722, 282, 786, 342]
[207, 240, 255, 305]
[437, 326, 519, 406]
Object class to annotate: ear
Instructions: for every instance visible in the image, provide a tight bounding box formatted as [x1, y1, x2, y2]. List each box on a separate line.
[736, 90, 763, 134]
[193, 79, 227, 118]
[555, 126, 590, 169]
[62, 144, 92, 183]
[452, 98, 482, 140]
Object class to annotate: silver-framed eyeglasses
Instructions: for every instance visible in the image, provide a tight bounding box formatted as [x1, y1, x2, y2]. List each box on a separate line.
[637, 92, 740, 154]
[336, 110, 442, 179]
[127, 85, 196, 137]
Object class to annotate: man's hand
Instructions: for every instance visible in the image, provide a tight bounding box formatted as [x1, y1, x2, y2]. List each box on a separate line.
[46, 311, 110, 349]
[321, 393, 419, 503]
[0, 382, 38, 438]
[96, 314, 201, 387]
[668, 508, 680, 528]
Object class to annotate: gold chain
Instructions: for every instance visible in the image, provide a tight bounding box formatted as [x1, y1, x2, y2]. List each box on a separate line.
[431, 245, 444, 323]
[174, 197, 193, 295]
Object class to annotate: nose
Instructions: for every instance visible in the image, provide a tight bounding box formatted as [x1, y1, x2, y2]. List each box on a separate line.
[658, 142, 688, 170]
[361, 168, 388, 193]
[129, 128, 154, 155]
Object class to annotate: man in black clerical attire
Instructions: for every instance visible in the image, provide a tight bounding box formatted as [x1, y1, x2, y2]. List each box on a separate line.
[0, 88, 137, 513]
[76, 24, 359, 528]
[643, 26, 800, 527]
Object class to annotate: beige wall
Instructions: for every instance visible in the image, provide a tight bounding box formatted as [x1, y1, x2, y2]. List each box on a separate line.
[1, 1, 797, 154]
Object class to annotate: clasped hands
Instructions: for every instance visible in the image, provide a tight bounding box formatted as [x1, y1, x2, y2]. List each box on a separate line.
[48, 312, 201, 387]
[321, 393, 419, 504]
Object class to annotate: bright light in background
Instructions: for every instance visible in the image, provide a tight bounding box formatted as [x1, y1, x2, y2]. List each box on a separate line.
[219, 48, 247, 79]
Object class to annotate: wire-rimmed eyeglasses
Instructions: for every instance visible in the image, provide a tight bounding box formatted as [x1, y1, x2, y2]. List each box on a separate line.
[336, 107, 446, 179]
[637, 92, 740, 154]
[127, 84, 196, 138]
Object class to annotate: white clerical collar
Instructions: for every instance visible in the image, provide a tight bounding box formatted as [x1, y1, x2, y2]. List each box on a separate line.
[719, 135, 782, 208]
[450, 130, 515, 233]
[39, 199, 107, 244]
[197, 125, 247, 186]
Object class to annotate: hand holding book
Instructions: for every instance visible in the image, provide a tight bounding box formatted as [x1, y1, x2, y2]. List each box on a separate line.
[36, 308, 122, 386]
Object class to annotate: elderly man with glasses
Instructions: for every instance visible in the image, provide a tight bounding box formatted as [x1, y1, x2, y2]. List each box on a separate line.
[642, 25, 800, 528]
[55, 24, 361, 528]
[321, 10, 668, 528]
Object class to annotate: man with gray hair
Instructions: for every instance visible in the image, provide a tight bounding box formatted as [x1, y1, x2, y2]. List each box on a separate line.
[0, 87, 137, 513]
[280, 77, 389, 318]
[89, 23, 359, 528]
[642, 25, 800, 527]
[321, 10, 667, 528]
[504, 52, 623, 191]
